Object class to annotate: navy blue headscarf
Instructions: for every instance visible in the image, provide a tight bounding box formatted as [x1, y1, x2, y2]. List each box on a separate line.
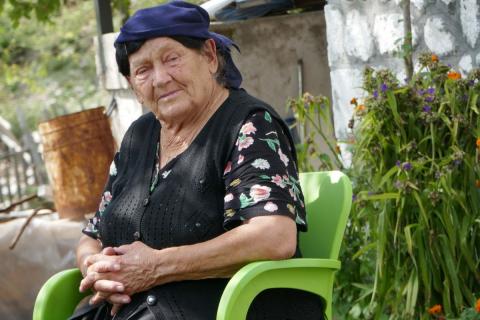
[115, 1, 242, 88]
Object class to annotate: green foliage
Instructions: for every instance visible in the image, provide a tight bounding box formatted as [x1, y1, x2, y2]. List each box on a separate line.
[0, 1, 110, 137]
[348, 53, 480, 319]
[0, 0, 133, 26]
[287, 92, 343, 172]
[288, 54, 480, 319]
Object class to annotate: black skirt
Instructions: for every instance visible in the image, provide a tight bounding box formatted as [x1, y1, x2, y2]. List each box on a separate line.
[70, 285, 325, 320]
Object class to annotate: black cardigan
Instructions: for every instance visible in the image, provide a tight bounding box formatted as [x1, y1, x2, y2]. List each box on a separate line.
[98, 89, 311, 319]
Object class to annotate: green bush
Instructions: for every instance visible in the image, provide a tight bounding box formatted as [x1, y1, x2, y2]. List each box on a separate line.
[288, 53, 480, 319]
[349, 53, 480, 319]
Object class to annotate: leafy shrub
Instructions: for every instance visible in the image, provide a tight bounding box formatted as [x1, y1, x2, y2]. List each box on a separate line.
[349, 53, 480, 318]
[288, 53, 480, 319]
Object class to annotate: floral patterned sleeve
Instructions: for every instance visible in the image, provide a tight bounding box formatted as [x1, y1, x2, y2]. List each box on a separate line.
[223, 111, 307, 231]
[82, 152, 120, 240]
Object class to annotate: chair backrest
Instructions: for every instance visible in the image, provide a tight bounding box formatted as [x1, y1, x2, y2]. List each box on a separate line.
[299, 171, 352, 260]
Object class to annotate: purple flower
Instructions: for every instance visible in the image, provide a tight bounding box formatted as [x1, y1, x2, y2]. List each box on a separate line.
[352, 194, 357, 201]
[381, 83, 388, 92]
[402, 162, 412, 171]
[422, 105, 432, 113]
[373, 90, 379, 99]
[424, 96, 435, 102]
[417, 89, 426, 96]
[427, 87, 435, 95]
[396, 160, 402, 167]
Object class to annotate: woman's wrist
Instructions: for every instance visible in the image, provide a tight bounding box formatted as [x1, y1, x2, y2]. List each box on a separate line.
[152, 247, 182, 285]
[78, 252, 93, 277]
[76, 235, 102, 277]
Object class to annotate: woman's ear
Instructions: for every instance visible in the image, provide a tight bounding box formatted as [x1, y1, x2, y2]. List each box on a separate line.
[128, 78, 144, 105]
[203, 39, 219, 74]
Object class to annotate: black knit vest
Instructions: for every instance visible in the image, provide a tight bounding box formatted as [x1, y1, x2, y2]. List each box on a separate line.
[98, 89, 298, 319]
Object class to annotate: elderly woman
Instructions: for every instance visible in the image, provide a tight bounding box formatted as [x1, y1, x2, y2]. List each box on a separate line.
[72, 1, 325, 319]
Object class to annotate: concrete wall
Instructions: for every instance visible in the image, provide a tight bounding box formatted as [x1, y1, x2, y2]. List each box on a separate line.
[94, 33, 144, 147]
[211, 10, 332, 118]
[325, 0, 480, 146]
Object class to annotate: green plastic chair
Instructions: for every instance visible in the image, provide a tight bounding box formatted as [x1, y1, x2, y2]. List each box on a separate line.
[33, 171, 352, 320]
[33, 268, 89, 320]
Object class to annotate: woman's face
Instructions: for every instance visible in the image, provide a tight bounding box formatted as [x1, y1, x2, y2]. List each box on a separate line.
[127, 37, 219, 123]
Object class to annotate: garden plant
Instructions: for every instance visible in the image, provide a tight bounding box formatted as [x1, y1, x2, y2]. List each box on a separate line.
[288, 53, 480, 319]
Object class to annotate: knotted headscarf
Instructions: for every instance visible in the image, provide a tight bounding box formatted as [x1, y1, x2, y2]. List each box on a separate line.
[115, 1, 242, 88]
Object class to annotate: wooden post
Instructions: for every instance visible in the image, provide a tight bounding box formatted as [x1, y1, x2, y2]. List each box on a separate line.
[402, 0, 414, 81]
[93, 0, 114, 89]
[93, 0, 114, 35]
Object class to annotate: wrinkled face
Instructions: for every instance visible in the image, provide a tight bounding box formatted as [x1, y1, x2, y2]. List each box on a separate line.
[127, 37, 219, 123]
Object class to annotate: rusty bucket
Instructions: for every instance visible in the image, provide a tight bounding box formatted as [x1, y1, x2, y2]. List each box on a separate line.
[38, 107, 115, 220]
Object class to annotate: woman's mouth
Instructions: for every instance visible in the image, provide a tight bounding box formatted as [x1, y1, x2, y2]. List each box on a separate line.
[159, 90, 181, 100]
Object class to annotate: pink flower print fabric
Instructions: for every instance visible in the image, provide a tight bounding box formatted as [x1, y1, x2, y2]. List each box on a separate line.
[223, 111, 307, 231]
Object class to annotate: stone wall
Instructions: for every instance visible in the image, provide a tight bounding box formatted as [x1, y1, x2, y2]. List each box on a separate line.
[325, 0, 480, 145]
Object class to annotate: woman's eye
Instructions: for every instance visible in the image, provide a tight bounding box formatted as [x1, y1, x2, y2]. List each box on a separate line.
[135, 67, 148, 79]
[166, 55, 179, 63]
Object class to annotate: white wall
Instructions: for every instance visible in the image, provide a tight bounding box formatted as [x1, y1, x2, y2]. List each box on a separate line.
[325, 0, 480, 143]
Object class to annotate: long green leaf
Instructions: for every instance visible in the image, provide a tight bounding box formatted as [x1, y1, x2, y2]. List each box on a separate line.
[405, 270, 419, 316]
[386, 91, 406, 141]
[412, 191, 430, 228]
[439, 235, 463, 310]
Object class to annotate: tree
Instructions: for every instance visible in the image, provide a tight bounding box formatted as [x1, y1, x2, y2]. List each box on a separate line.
[0, 0, 132, 26]
[0, 1, 109, 137]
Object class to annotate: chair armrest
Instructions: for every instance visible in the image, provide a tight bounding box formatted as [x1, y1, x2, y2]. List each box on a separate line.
[33, 268, 90, 320]
[216, 258, 340, 320]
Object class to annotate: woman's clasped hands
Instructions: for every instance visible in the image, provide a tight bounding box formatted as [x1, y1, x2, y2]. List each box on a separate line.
[79, 241, 166, 315]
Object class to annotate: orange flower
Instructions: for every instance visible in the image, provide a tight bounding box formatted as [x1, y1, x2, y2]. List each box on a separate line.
[356, 104, 366, 112]
[350, 97, 358, 105]
[476, 180, 480, 188]
[447, 71, 461, 80]
[476, 138, 480, 148]
[475, 298, 480, 313]
[428, 304, 442, 315]
[431, 54, 439, 63]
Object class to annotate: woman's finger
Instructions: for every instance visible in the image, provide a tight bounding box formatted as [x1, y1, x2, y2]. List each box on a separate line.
[113, 244, 130, 255]
[90, 260, 120, 273]
[79, 272, 97, 292]
[102, 247, 116, 255]
[94, 279, 124, 293]
[84, 253, 104, 267]
[90, 290, 111, 305]
[110, 303, 125, 316]
[108, 294, 131, 305]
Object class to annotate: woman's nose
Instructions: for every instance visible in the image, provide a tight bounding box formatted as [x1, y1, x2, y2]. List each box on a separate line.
[152, 66, 172, 87]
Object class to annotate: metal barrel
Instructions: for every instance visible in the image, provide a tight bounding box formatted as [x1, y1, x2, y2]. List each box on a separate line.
[38, 107, 115, 220]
